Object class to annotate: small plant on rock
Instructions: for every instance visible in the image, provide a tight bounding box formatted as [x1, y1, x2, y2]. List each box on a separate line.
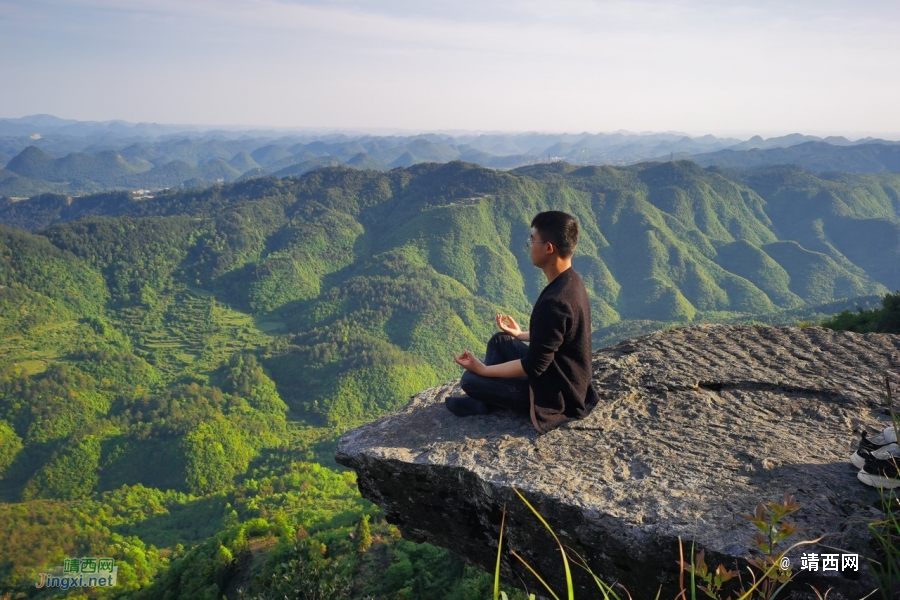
[739, 494, 802, 600]
[679, 494, 823, 600]
[493, 488, 823, 600]
[678, 546, 738, 600]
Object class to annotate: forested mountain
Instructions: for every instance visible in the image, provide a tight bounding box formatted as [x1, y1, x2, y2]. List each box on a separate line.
[1, 160, 898, 597]
[0, 146, 243, 197]
[4, 115, 899, 199]
[3, 160, 898, 421]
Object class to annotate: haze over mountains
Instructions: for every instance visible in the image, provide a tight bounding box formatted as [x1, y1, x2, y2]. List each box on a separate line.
[3, 115, 900, 198]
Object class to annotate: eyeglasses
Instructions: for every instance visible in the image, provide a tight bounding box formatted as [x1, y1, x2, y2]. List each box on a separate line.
[526, 236, 549, 249]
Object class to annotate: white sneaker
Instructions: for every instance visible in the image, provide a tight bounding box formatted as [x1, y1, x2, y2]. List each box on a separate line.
[851, 426, 899, 468]
[858, 448, 900, 489]
[868, 426, 899, 445]
[857, 470, 900, 489]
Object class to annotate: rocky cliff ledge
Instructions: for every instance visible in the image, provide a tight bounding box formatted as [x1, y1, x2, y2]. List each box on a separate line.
[336, 325, 900, 599]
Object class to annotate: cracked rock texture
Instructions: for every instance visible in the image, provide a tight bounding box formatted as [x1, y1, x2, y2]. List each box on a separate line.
[336, 325, 900, 599]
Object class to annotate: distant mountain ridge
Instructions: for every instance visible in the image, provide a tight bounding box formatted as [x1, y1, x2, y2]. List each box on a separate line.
[0, 145, 243, 195]
[688, 140, 900, 172]
[3, 117, 900, 199]
[0, 113, 226, 138]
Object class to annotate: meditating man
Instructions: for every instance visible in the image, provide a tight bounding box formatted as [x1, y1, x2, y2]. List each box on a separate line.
[448, 210, 599, 434]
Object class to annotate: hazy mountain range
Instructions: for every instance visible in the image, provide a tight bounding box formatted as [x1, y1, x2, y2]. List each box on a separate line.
[3, 115, 900, 198]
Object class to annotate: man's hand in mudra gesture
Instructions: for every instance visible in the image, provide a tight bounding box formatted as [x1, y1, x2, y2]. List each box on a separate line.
[496, 313, 529, 342]
[452, 350, 484, 374]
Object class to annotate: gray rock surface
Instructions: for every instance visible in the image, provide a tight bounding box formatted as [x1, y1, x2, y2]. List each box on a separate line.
[336, 325, 900, 599]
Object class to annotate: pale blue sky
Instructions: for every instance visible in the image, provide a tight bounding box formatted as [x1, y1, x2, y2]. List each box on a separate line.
[1, 0, 898, 137]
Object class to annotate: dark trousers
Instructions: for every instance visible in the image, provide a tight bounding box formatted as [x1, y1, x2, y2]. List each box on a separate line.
[460, 332, 531, 413]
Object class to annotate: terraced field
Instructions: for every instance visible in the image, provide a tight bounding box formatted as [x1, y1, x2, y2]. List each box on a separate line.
[112, 286, 283, 380]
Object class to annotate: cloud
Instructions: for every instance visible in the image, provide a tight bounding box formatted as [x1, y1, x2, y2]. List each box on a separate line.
[7, 0, 897, 60]
[2, 0, 898, 132]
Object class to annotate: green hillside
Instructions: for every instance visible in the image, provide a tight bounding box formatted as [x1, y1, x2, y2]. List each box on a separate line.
[4, 146, 57, 179]
[0, 161, 897, 598]
[2, 161, 897, 419]
[228, 151, 262, 173]
[5, 146, 149, 190]
[0, 146, 251, 196]
[0, 169, 60, 197]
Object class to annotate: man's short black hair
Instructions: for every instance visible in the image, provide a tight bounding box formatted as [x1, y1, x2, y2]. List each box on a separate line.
[531, 211, 579, 258]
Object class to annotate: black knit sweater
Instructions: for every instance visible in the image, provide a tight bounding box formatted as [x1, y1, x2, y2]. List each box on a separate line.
[521, 268, 599, 433]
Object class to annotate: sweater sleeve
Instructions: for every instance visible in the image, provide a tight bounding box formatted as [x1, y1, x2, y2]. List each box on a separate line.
[522, 298, 570, 378]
